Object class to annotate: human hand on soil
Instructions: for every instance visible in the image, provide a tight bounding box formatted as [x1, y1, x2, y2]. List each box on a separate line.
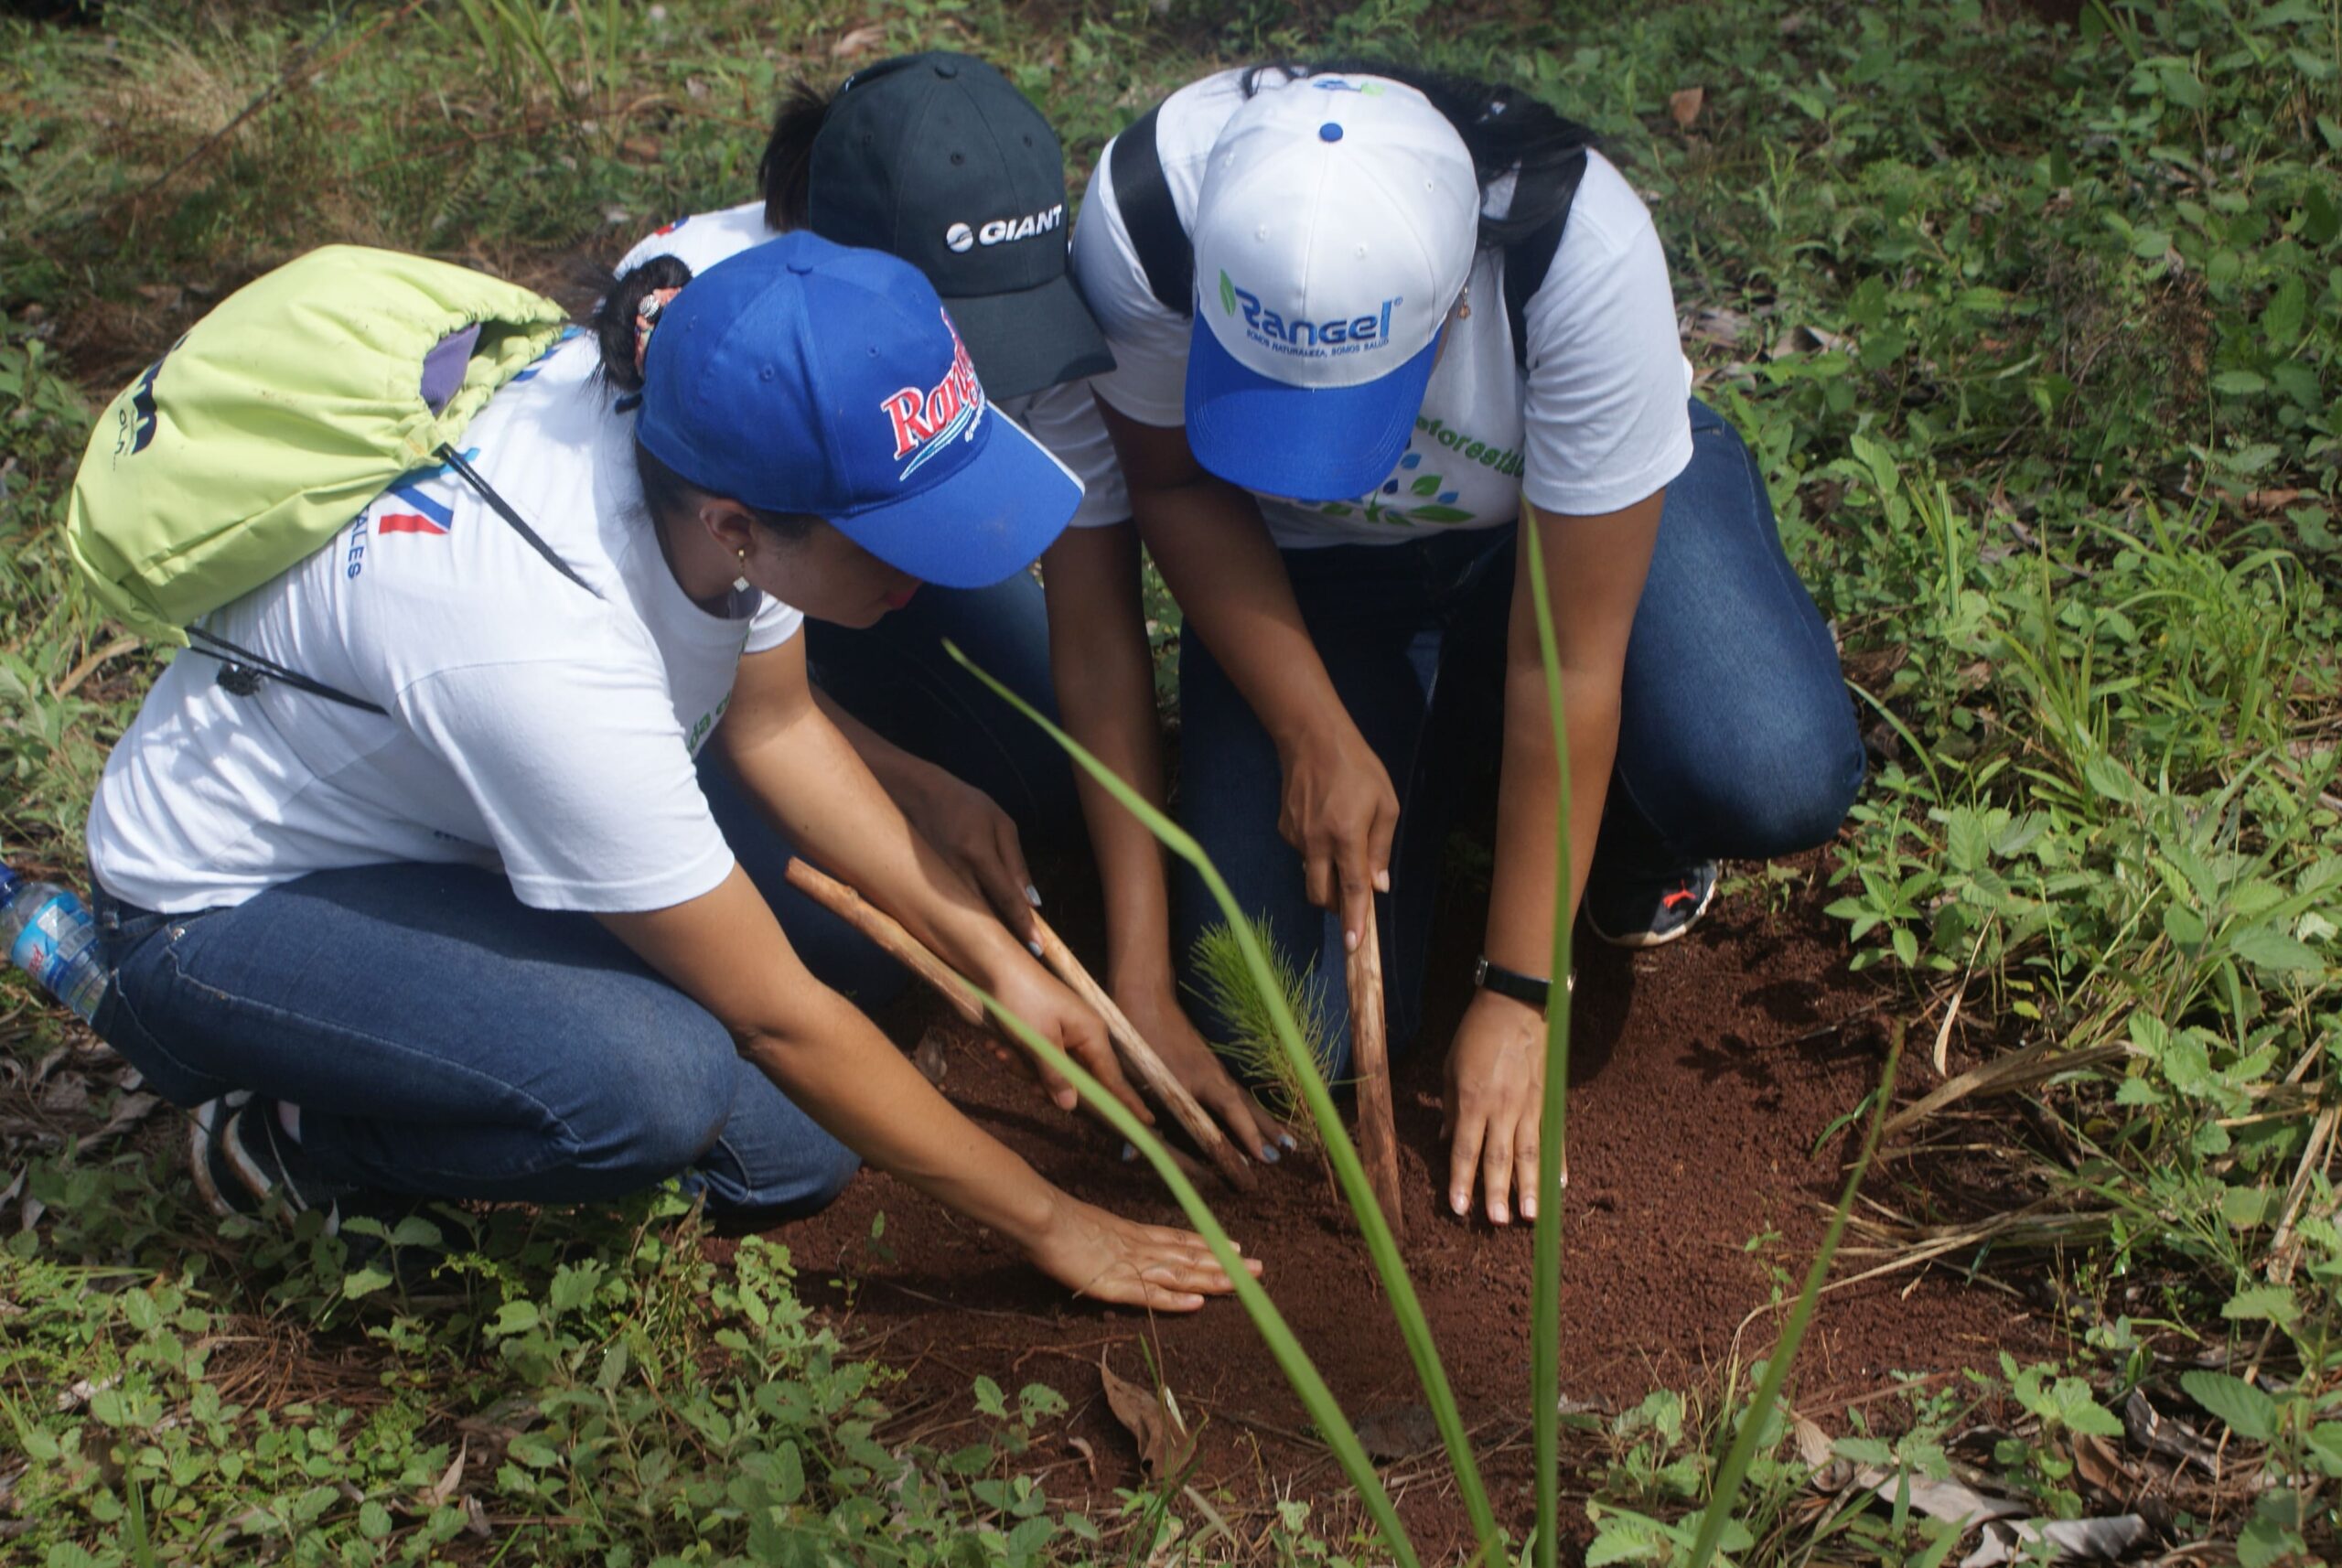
[983, 962, 1153, 1124]
[896, 767, 1038, 942]
[1275, 723, 1398, 956]
[1024, 1192, 1262, 1311]
[1442, 988, 1549, 1225]
[1117, 975, 1295, 1166]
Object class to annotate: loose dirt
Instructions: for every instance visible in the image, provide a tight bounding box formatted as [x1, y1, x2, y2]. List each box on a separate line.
[747, 854, 2049, 1558]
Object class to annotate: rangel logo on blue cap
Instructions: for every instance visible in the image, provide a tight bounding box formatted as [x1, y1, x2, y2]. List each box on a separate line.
[635, 234, 1081, 589]
[880, 311, 988, 480]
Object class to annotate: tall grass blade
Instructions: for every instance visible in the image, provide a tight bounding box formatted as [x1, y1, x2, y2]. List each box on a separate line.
[946, 641, 1504, 1563]
[1683, 1025, 1907, 1568]
[961, 973, 1422, 1567]
[1520, 519, 1575, 1568]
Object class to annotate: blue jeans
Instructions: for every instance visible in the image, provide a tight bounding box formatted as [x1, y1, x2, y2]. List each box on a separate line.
[1174, 400, 1863, 1077]
[91, 576, 1072, 1217]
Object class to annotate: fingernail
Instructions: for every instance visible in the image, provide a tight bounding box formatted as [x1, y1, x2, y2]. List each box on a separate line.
[1522, 1197, 1538, 1220]
[1345, 928, 1360, 953]
[1373, 869, 1391, 893]
[1492, 1201, 1509, 1225]
[1450, 1191, 1467, 1216]
[1025, 884, 1043, 908]
[1120, 1141, 1137, 1161]
[1279, 1132, 1298, 1151]
[1028, 939, 1045, 959]
[1260, 1143, 1281, 1164]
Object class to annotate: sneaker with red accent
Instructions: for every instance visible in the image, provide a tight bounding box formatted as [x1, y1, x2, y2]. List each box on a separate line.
[1585, 860, 1720, 950]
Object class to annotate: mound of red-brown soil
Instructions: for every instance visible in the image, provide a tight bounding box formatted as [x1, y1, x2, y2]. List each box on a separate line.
[755, 856, 2047, 1559]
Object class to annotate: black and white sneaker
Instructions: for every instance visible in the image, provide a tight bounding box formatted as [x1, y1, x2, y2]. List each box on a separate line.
[1585, 860, 1721, 950]
[188, 1095, 348, 1234]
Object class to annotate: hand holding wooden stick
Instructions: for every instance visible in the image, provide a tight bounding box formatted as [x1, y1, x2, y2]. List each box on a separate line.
[1028, 912, 1258, 1194]
[1347, 899, 1405, 1241]
[781, 858, 1255, 1193]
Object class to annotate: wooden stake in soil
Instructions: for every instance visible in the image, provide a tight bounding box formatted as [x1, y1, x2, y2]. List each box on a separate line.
[1029, 912, 1257, 1194]
[1347, 900, 1405, 1241]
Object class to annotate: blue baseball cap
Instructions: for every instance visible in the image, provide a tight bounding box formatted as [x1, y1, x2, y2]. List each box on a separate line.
[635, 232, 1081, 589]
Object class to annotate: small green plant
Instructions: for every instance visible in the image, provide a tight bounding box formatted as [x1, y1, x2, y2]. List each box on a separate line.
[1187, 911, 1338, 1124]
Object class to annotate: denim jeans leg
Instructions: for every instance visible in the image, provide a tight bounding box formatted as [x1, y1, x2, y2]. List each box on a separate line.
[97, 862, 857, 1215]
[1595, 399, 1864, 882]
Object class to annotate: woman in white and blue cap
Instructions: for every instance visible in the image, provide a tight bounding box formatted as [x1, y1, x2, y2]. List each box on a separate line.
[1069, 63, 1864, 1229]
[84, 236, 1258, 1313]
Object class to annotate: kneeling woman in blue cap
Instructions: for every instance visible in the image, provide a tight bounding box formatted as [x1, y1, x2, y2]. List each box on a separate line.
[84, 236, 1255, 1312]
[1070, 63, 1865, 1228]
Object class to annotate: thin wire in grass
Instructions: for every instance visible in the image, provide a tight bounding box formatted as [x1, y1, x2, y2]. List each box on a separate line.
[1187, 914, 1339, 1129]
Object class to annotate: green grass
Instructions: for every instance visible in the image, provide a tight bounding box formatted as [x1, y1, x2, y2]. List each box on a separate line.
[5, 0, 2340, 1562]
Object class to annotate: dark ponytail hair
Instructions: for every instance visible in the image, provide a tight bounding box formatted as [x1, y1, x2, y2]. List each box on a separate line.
[586, 255, 817, 543]
[589, 252, 693, 394]
[1239, 60, 1595, 247]
[758, 77, 833, 232]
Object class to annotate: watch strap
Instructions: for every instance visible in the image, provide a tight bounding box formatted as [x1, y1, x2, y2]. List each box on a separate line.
[1474, 954, 1551, 1011]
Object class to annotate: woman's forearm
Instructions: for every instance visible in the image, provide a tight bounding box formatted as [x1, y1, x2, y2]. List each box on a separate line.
[1041, 525, 1180, 988]
[1482, 655, 1619, 976]
[739, 992, 1057, 1238]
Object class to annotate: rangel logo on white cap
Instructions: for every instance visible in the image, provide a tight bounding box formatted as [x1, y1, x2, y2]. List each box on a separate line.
[1189, 75, 1477, 392]
[1217, 268, 1400, 359]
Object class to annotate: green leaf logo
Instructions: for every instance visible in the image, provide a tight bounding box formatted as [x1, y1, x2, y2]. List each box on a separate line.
[1219, 270, 1238, 316]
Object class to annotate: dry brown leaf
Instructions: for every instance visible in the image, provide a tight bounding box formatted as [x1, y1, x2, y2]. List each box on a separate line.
[99, 1091, 161, 1141]
[2071, 1431, 2126, 1496]
[1066, 1433, 1098, 1483]
[463, 1496, 492, 1539]
[1669, 87, 1705, 130]
[424, 1440, 467, 1509]
[831, 23, 885, 59]
[1793, 1412, 1832, 1470]
[1354, 1403, 1439, 1462]
[1099, 1357, 1195, 1479]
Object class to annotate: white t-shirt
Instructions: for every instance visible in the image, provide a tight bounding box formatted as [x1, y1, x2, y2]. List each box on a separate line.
[87, 334, 800, 917]
[1069, 69, 1694, 547]
[618, 203, 1131, 532]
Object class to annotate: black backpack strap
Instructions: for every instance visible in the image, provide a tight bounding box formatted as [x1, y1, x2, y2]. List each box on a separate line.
[1502, 148, 1589, 373]
[188, 625, 389, 714]
[192, 446, 599, 714]
[1109, 103, 1195, 317]
[437, 445, 599, 598]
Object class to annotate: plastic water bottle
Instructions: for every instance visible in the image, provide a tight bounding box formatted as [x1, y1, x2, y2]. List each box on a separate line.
[0, 865, 108, 1025]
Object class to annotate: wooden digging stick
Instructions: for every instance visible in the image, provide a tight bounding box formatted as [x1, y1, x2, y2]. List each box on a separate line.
[1347, 899, 1405, 1241]
[1028, 912, 1258, 1194]
[784, 859, 1255, 1194]
[782, 859, 984, 1026]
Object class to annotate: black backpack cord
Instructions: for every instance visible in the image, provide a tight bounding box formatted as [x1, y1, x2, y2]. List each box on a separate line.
[190, 447, 598, 713]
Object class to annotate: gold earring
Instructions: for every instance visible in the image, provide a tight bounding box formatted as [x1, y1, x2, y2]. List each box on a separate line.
[1456, 287, 1472, 321]
[732, 548, 750, 594]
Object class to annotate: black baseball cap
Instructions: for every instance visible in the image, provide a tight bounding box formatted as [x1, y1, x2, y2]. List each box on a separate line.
[808, 51, 1114, 401]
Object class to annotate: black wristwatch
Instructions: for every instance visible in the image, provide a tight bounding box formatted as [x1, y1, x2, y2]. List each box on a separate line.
[1474, 955, 1552, 1012]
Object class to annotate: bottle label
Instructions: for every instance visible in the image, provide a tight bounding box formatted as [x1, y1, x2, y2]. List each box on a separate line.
[11, 899, 107, 1022]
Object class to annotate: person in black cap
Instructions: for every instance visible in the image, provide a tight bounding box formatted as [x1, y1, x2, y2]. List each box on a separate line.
[619, 51, 1289, 1172]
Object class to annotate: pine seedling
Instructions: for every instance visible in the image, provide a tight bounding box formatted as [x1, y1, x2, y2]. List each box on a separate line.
[1187, 915, 1339, 1128]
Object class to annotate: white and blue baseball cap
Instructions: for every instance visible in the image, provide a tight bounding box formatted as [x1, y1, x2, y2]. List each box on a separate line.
[1185, 76, 1480, 502]
[637, 232, 1081, 589]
